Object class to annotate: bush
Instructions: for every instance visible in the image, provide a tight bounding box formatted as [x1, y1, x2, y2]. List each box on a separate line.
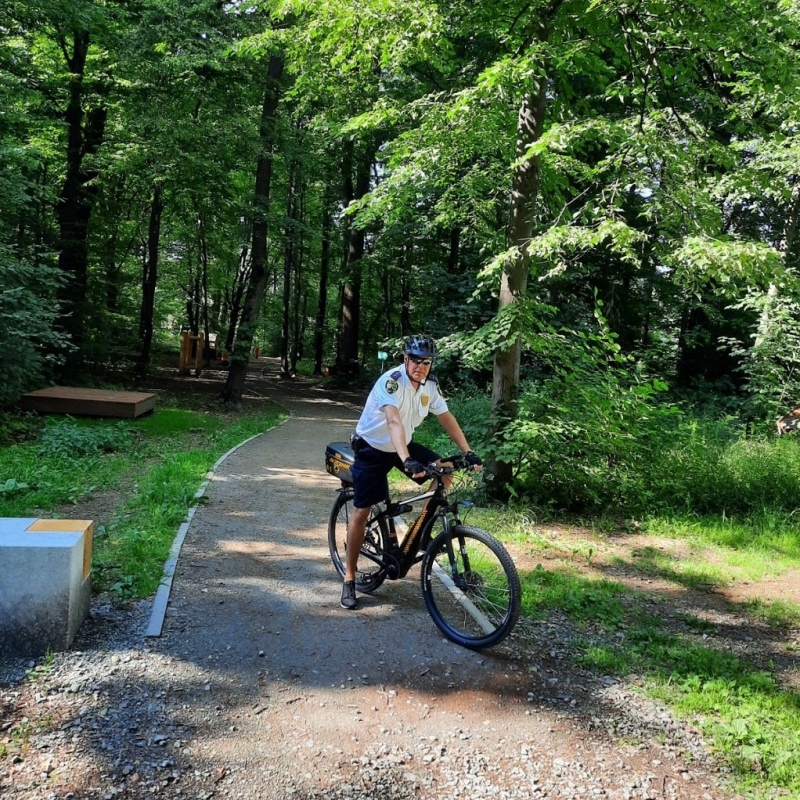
[643, 421, 800, 515]
[437, 377, 800, 519]
[38, 419, 137, 458]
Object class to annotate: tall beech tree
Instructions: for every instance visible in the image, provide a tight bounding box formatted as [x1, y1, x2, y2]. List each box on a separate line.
[488, 5, 561, 490]
[222, 51, 285, 406]
[336, 139, 374, 374]
[137, 183, 163, 375]
[50, 4, 115, 372]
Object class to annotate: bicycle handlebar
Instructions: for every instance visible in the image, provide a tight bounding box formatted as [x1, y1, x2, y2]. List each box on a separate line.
[424, 453, 477, 477]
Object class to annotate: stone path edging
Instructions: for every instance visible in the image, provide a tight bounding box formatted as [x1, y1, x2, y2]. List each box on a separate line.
[144, 420, 292, 637]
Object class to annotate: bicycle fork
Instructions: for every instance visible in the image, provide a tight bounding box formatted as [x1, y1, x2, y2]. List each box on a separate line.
[437, 504, 473, 583]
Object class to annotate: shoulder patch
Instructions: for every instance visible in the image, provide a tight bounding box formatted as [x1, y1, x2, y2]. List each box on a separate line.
[426, 372, 439, 384]
[385, 378, 399, 394]
[390, 370, 402, 380]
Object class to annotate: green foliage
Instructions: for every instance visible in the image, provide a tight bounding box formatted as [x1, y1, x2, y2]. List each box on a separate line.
[668, 237, 784, 298]
[500, 397, 800, 517]
[0, 403, 285, 599]
[0, 249, 65, 408]
[521, 565, 626, 628]
[435, 289, 800, 516]
[657, 670, 800, 792]
[466, 301, 674, 510]
[642, 423, 800, 516]
[0, 436, 141, 514]
[724, 290, 800, 420]
[0, 478, 30, 497]
[38, 419, 137, 458]
[0, 412, 41, 446]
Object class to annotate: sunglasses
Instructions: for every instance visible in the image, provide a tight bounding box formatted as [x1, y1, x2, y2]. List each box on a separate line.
[408, 356, 433, 366]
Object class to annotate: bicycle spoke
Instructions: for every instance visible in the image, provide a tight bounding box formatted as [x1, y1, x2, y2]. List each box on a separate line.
[328, 489, 387, 594]
[430, 561, 496, 635]
[422, 525, 520, 649]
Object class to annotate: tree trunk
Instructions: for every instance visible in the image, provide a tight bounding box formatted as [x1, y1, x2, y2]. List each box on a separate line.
[381, 266, 392, 338]
[221, 53, 284, 405]
[488, 15, 553, 496]
[336, 140, 372, 374]
[290, 185, 304, 375]
[298, 290, 308, 362]
[313, 205, 332, 375]
[56, 29, 106, 372]
[280, 161, 295, 378]
[199, 215, 211, 362]
[225, 246, 250, 354]
[188, 270, 201, 335]
[400, 271, 411, 335]
[137, 183, 163, 375]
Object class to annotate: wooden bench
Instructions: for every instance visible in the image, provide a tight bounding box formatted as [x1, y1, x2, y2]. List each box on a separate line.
[0, 518, 94, 657]
[21, 387, 156, 418]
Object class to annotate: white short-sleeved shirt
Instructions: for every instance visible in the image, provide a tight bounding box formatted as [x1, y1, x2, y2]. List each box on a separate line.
[356, 364, 449, 452]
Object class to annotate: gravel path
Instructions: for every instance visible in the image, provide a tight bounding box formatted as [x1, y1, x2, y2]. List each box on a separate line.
[1, 379, 741, 800]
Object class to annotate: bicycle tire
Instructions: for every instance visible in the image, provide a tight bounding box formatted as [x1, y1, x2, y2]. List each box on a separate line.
[328, 488, 388, 594]
[421, 524, 521, 649]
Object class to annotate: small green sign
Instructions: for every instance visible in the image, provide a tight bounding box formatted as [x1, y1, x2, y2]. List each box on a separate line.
[377, 350, 388, 361]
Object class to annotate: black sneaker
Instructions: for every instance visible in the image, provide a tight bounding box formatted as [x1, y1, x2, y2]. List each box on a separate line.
[340, 580, 357, 610]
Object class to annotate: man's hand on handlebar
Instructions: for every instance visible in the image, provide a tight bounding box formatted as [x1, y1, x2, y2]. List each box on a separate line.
[464, 450, 483, 471]
[403, 457, 427, 479]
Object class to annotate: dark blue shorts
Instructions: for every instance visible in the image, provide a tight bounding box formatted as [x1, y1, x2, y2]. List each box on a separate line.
[351, 441, 441, 509]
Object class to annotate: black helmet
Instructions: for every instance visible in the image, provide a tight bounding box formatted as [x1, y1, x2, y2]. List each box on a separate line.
[403, 335, 437, 358]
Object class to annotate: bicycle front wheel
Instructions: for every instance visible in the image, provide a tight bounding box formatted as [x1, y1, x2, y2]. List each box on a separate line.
[421, 524, 521, 649]
[328, 488, 387, 594]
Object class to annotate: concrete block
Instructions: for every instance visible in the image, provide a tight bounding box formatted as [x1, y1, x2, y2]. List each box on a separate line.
[0, 518, 94, 658]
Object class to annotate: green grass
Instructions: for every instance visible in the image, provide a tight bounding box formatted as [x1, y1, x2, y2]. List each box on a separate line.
[462, 500, 800, 798]
[521, 564, 627, 628]
[581, 623, 800, 796]
[739, 598, 800, 629]
[0, 405, 285, 599]
[643, 513, 800, 584]
[617, 546, 729, 589]
[530, 570, 800, 799]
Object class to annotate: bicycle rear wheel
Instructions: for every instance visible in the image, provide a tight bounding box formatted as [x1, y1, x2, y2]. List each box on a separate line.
[328, 488, 388, 594]
[421, 524, 521, 649]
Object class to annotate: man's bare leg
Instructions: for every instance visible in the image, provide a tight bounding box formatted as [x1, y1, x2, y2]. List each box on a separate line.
[344, 506, 371, 582]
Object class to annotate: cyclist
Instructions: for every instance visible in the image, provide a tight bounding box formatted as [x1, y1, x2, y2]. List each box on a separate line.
[341, 334, 482, 610]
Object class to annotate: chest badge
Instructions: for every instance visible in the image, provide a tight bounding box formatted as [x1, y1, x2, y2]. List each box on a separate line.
[421, 394, 429, 407]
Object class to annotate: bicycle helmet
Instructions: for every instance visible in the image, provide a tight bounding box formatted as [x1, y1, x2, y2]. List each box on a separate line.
[403, 335, 437, 359]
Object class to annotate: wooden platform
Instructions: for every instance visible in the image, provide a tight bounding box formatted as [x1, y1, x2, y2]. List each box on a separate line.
[21, 387, 156, 419]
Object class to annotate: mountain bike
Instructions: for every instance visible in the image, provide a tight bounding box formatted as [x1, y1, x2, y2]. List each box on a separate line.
[325, 441, 521, 649]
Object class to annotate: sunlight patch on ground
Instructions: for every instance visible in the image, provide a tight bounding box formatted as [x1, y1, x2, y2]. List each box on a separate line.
[218, 540, 315, 558]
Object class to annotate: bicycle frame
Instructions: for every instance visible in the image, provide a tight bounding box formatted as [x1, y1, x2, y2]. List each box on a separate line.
[342, 464, 470, 581]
